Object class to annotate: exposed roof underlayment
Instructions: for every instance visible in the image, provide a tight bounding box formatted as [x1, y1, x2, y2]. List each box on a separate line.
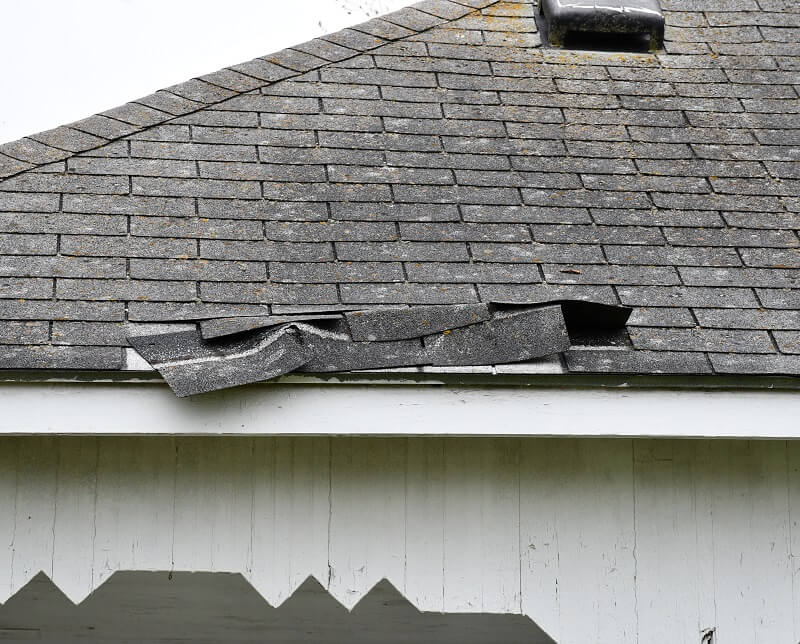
[0, 0, 798, 382]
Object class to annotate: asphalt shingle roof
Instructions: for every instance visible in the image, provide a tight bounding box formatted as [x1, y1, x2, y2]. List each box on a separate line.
[0, 0, 798, 377]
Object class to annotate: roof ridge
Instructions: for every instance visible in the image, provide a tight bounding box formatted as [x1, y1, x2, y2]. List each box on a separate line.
[0, 0, 496, 181]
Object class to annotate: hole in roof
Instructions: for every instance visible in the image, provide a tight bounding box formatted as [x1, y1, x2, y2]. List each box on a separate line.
[566, 326, 632, 348]
[557, 300, 633, 348]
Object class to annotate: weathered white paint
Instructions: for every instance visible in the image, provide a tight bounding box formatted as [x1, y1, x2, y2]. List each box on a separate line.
[52, 437, 96, 603]
[1, 436, 798, 643]
[790, 446, 800, 639]
[520, 439, 638, 641]
[1, 381, 799, 438]
[405, 438, 445, 611]
[267, 437, 331, 604]
[11, 438, 57, 599]
[0, 439, 17, 599]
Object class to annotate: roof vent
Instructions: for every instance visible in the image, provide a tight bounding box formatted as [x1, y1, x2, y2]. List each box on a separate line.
[538, 0, 665, 52]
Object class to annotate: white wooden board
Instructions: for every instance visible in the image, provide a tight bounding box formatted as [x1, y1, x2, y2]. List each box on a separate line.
[2, 382, 800, 438]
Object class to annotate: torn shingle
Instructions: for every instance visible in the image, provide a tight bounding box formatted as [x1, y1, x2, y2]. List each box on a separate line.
[296, 320, 428, 373]
[141, 327, 308, 397]
[424, 304, 569, 366]
[199, 313, 344, 340]
[128, 300, 628, 396]
[345, 303, 491, 341]
[128, 328, 230, 364]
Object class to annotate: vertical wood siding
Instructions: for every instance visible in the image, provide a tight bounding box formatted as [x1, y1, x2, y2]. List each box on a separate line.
[0, 436, 797, 643]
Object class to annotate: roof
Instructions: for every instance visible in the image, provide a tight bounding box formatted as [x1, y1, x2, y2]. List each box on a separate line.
[0, 0, 798, 380]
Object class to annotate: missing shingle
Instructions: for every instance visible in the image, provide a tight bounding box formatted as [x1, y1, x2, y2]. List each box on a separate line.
[558, 300, 634, 347]
[535, 0, 665, 53]
[494, 300, 632, 348]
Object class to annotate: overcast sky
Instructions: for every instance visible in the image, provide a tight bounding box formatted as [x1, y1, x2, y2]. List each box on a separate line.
[0, 0, 413, 144]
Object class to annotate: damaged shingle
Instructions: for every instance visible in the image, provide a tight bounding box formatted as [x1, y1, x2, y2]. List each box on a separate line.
[345, 303, 491, 341]
[128, 300, 631, 397]
[424, 304, 569, 366]
[297, 320, 429, 373]
[129, 327, 310, 398]
[199, 313, 344, 340]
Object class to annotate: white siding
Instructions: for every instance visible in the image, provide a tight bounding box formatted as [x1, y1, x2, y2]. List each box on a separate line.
[0, 436, 797, 643]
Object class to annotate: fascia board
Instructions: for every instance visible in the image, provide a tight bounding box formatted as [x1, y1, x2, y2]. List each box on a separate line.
[0, 380, 798, 439]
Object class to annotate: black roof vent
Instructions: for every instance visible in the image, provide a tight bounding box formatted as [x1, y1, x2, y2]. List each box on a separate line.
[538, 0, 665, 51]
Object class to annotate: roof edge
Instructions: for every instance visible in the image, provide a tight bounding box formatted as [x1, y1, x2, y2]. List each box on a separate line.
[2, 369, 800, 392]
[0, 0, 494, 179]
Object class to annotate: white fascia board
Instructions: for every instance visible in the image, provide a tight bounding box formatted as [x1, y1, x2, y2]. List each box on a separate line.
[0, 380, 798, 439]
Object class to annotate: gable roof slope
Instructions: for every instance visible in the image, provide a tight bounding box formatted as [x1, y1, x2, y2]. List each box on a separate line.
[0, 0, 798, 379]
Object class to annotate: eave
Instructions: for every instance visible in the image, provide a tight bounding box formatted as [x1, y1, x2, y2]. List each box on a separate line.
[2, 369, 798, 439]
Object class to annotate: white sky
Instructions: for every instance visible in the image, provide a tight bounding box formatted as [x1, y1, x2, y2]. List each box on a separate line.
[0, 0, 413, 144]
